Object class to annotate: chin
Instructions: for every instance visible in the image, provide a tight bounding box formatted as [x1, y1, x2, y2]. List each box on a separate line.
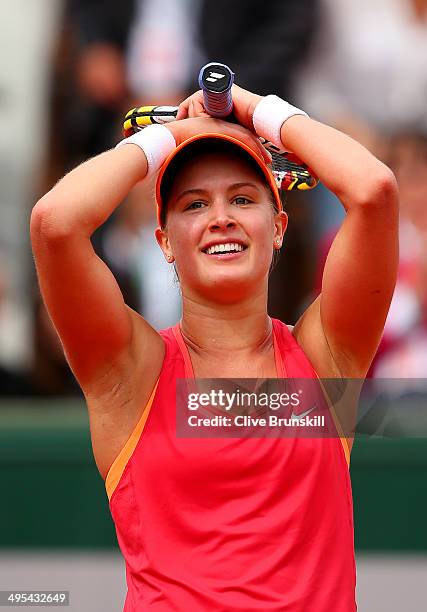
[195, 268, 268, 304]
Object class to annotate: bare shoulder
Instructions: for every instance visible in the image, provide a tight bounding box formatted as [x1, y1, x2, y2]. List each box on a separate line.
[83, 307, 166, 479]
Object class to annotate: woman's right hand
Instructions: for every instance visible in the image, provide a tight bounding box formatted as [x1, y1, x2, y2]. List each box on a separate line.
[166, 116, 271, 164]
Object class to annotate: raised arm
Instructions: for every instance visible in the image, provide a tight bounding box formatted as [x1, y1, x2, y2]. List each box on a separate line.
[178, 87, 399, 377]
[30, 143, 161, 392]
[31, 141, 170, 477]
[277, 114, 399, 378]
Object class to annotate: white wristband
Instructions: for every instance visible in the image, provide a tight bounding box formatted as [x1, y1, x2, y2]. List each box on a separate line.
[252, 95, 308, 149]
[116, 125, 176, 175]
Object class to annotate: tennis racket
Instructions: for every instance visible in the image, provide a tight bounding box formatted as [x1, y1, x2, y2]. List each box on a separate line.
[122, 63, 319, 192]
[198, 62, 234, 118]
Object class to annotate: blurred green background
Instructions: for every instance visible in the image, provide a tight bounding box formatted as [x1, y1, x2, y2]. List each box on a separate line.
[2, 400, 427, 552]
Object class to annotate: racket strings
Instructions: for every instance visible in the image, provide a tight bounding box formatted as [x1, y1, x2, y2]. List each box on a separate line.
[271, 152, 317, 191]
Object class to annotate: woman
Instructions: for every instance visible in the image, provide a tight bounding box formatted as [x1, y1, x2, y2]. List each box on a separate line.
[31, 85, 398, 610]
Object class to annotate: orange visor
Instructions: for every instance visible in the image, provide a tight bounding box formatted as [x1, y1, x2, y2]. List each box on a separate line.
[155, 132, 282, 228]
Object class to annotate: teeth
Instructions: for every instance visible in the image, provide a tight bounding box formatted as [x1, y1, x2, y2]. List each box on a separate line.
[206, 243, 245, 255]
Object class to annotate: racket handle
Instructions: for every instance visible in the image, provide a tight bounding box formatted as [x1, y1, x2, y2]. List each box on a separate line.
[198, 62, 234, 118]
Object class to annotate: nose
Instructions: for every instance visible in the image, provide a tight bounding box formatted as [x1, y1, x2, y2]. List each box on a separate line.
[207, 201, 236, 231]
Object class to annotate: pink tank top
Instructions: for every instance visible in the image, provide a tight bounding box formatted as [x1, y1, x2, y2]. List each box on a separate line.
[106, 319, 356, 611]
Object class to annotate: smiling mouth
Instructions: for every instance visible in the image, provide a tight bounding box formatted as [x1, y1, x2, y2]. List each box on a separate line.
[203, 243, 248, 256]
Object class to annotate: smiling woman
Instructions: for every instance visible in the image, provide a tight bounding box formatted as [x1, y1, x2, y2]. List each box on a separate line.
[153, 135, 287, 306]
[30, 84, 398, 611]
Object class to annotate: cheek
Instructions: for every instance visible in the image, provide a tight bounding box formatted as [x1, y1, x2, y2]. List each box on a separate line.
[250, 214, 275, 255]
[167, 221, 202, 269]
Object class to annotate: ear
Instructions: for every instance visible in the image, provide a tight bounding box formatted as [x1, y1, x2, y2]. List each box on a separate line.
[273, 211, 288, 248]
[155, 226, 174, 263]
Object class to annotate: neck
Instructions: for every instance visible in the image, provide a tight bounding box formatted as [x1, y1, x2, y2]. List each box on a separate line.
[179, 289, 272, 356]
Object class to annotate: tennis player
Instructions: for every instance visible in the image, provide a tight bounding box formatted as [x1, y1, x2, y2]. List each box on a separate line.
[31, 84, 398, 610]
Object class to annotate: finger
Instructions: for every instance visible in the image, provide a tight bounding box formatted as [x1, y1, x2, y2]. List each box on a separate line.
[187, 98, 207, 118]
[259, 143, 272, 164]
[188, 100, 198, 118]
[253, 139, 270, 163]
[193, 90, 205, 108]
[176, 107, 186, 120]
[194, 98, 209, 117]
[176, 98, 191, 120]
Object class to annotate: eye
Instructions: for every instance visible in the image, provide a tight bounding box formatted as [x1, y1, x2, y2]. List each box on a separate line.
[233, 196, 252, 206]
[186, 200, 206, 210]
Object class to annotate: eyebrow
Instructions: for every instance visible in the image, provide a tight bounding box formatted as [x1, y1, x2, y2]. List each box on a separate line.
[228, 182, 262, 192]
[175, 182, 262, 203]
[175, 188, 210, 203]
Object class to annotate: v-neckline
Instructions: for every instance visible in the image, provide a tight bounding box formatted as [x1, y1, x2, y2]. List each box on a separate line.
[172, 318, 285, 379]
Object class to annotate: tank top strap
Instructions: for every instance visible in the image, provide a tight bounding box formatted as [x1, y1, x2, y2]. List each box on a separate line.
[271, 318, 319, 378]
[171, 323, 194, 378]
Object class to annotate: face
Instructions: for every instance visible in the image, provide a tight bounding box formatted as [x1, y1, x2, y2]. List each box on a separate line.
[155, 151, 287, 304]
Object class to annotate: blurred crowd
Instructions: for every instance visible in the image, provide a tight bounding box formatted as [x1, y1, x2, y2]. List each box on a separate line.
[1, 0, 427, 396]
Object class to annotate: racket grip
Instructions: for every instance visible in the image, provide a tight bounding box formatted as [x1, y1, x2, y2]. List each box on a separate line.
[198, 62, 234, 118]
